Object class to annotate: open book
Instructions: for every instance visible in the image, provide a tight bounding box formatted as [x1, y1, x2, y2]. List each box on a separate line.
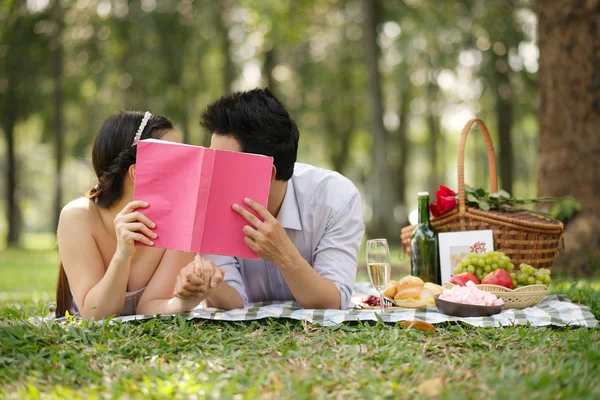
[133, 139, 273, 259]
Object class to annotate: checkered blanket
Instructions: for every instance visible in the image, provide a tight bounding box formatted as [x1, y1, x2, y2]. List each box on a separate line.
[40, 282, 598, 328]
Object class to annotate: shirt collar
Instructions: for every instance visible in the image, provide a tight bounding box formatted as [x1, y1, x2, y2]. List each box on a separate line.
[276, 177, 302, 231]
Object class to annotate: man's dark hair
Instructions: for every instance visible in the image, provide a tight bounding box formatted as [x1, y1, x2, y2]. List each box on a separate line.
[200, 88, 299, 181]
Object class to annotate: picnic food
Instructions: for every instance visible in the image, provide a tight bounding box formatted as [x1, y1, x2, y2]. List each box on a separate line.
[394, 277, 434, 308]
[450, 272, 480, 286]
[453, 250, 515, 282]
[481, 269, 514, 289]
[453, 251, 552, 289]
[376, 276, 442, 309]
[383, 280, 399, 298]
[424, 282, 444, 295]
[512, 264, 552, 288]
[439, 281, 504, 306]
[396, 275, 424, 291]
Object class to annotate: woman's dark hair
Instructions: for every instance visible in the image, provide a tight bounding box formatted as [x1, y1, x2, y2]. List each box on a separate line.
[200, 88, 299, 181]
[55, 111, 174, 317]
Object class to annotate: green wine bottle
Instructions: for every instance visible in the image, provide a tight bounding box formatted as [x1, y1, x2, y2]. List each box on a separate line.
[410, 192, 441, 284]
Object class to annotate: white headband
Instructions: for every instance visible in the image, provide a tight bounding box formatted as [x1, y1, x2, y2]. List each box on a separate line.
[132, 111, 152, 147]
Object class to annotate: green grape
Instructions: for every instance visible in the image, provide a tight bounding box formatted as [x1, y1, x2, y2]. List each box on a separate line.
[478, 259, 486, 267]
[492, 256, 499, 263]
[469, 254, 479, 261]
[502, 256, 510, 263]
[491, 263, 498, 270]
[507, 263, 515, 272]
[528, 277, 535, 285]
[518, 273, 528, 283]
[461, 260, 470, 268]
[544, 275, 552, 284]
[454, 267, 463, 274]
[512, 279, 518, 288]
[467, 265, 475, 273]
[485, 258, 493, 265]
[535, 280, 542, 285]
[510, 272, 517, 279]
[476, 267, 484, 277]
[484, 265, 491, 273]
[498, 260, 506, 268]
[497, 252, 505, 258]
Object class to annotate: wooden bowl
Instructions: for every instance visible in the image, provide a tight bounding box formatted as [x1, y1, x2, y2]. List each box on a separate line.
[434, 295, 504, 317]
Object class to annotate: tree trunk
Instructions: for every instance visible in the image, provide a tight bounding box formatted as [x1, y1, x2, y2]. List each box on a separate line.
[217, 0, 234, 93]
[537, 0, 600, 273]
[392, 84, 411, 226]
[262, 47, 276, 92]
[426, 82, 440, 197]
[2, 73, 21, 247]
[52, 5, 64, 230]
[363, 0, 395, 239]
[495, 55, 514, 195]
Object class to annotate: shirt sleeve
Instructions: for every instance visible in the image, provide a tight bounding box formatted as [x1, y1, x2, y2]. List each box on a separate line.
[312, 190, 365, 309]
[202, 254, 249, 306]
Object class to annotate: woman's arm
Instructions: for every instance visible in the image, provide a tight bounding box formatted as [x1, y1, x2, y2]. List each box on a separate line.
[57, 200, 156, 320]
[136, 253, 224, 315]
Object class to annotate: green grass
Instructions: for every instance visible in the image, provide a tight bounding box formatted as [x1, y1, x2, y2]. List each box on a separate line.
[1, 248, 599, 399]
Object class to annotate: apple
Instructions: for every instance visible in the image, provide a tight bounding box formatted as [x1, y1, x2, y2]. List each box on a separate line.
[450, 272, 480, 287]
[482, 269, 514, 289]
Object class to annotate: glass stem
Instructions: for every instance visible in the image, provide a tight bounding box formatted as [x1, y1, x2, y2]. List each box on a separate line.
[380, 292, 384, 313]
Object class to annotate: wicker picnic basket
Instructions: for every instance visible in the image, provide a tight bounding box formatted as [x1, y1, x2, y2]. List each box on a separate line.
[400, 119, 564, 271]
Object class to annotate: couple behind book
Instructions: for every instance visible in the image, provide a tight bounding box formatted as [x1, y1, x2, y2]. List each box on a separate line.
[134, 139, 274, 259]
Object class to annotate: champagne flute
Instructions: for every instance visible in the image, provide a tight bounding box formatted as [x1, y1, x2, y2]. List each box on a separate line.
[366, 239, 392, 313]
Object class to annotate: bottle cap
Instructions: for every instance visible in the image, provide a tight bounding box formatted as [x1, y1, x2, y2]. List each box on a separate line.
[418, 191, 429, 197]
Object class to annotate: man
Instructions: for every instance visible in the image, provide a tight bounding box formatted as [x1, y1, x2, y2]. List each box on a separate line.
[174, 88, 364, 310]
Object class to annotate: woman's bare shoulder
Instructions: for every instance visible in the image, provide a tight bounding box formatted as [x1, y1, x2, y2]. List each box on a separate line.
[58, 198, 98, 228]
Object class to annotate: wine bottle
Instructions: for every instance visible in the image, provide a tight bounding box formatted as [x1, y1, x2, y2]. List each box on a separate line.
[410, 192, 441, 284]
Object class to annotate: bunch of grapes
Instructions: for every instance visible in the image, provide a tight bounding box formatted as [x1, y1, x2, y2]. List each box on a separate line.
[453, 251, 552, 288]
[453, 251, 515, 282]
[511, 264, 552, 288]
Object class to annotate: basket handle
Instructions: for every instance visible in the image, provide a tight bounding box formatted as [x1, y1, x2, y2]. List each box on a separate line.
[457, 119, 498, 213]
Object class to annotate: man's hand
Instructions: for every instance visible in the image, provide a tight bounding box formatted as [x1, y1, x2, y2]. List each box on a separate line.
[173, 255, 224, 300]
[233, 198, 301, 270]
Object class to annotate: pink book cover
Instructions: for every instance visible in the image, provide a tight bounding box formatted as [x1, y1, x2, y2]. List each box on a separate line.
[133, 139, 273, 259]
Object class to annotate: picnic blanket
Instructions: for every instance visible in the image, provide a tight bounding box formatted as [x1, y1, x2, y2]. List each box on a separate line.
[39, 282, 598, 328]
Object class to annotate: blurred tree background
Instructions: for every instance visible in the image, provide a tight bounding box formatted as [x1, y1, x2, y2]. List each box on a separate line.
[0, 0, 598, 272]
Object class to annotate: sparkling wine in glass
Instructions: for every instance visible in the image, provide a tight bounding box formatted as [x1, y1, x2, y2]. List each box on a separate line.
[366, 239, 392, 313]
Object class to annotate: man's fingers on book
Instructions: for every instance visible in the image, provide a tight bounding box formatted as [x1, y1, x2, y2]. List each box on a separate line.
[244, 236, 258, 251]
[244, 198, 273, 220]
[233, 204, 262, 227]
[242, 225, 259, 240]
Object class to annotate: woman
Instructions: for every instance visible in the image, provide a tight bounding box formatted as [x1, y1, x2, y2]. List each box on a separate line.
[56, 111, 223, 319]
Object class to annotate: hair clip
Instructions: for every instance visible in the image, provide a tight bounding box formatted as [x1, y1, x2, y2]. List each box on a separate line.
[132, 111, 152, 147]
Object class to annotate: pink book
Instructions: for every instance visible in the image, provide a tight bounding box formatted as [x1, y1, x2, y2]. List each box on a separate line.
[133, 139, 273, 259]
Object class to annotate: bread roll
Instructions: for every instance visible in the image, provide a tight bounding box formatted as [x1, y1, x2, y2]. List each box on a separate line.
[383, 280, 398, 298]
[396, 275, 424, 291]
[394, 286, 423, 301]
[424, 282, 443, 295]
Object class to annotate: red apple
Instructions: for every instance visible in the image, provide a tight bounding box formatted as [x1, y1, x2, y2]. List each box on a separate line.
[482, 269, 514, 289]
[450, 272, 480, 287]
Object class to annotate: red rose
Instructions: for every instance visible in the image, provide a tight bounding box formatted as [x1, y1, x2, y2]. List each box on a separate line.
[429, 185, 457, 218]
[438, 185, 455, 197]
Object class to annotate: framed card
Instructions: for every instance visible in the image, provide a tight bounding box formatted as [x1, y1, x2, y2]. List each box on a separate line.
[438, 230, 495, 284]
